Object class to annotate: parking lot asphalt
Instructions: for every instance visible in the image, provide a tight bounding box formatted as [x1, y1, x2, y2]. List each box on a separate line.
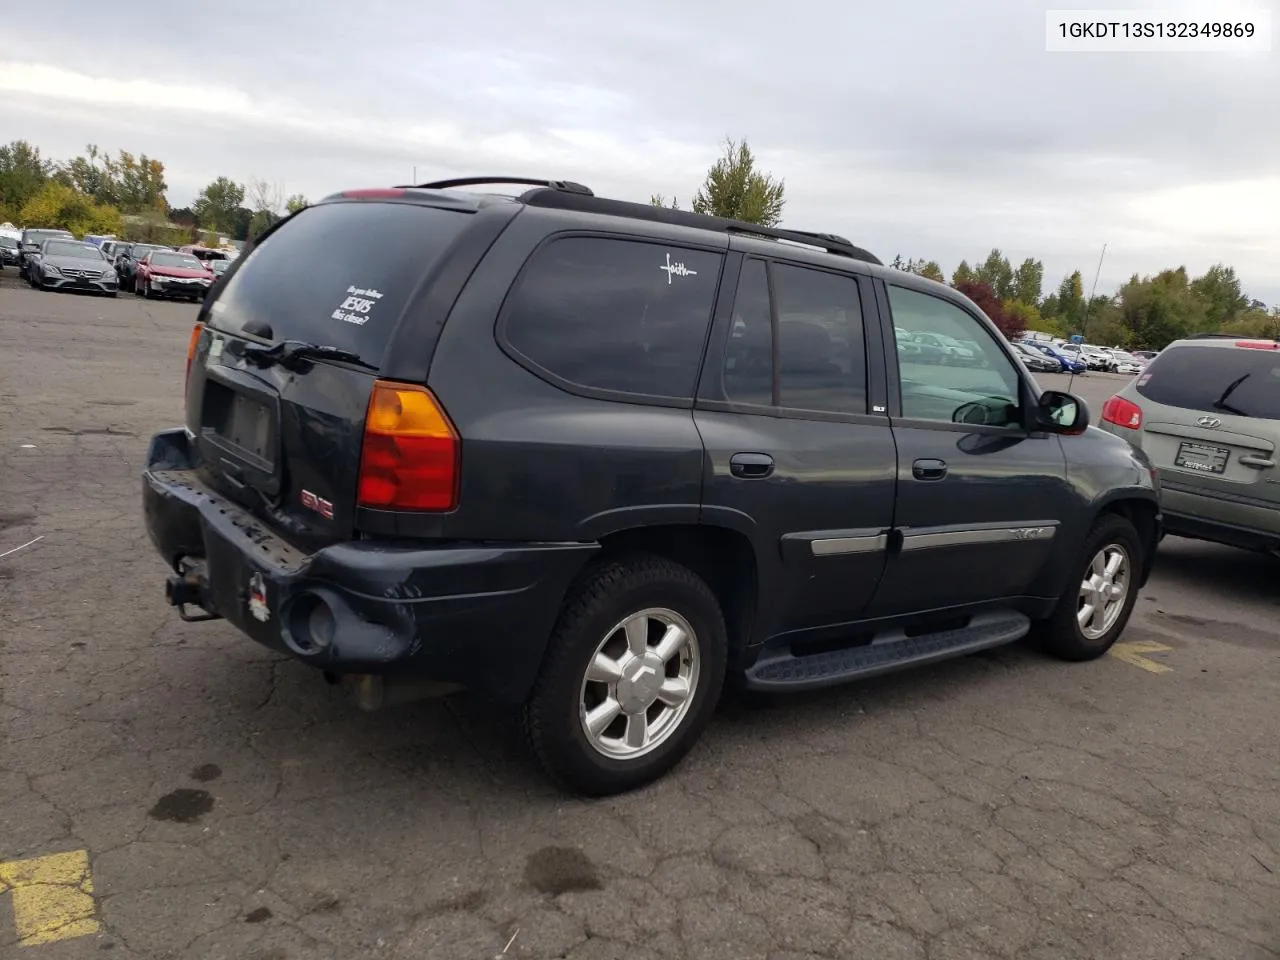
[2, 274, 1279, 960]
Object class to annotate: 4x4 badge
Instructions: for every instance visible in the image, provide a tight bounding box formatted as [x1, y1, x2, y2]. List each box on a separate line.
[1196, 416, 1222, 428]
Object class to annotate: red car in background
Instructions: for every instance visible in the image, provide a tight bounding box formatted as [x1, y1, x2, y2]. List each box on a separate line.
[134, 249, 215, 302]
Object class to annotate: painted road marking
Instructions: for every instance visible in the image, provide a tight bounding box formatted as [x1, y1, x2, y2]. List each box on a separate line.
[0, 850, 99, 947]
[1110, 639, 1173, 674]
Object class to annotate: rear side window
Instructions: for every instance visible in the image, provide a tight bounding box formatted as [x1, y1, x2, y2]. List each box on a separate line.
[207, 201, 470, 366]
[501, 237, 724, 400]
[1136, 345, 1280, 419]
[773, 263, 866, 414]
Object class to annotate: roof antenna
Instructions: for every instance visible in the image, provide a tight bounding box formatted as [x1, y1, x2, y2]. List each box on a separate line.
[1068, 242, 1107, 394]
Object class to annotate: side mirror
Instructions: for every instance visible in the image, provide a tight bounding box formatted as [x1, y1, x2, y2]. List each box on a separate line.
[1036, 390, 1089, 434]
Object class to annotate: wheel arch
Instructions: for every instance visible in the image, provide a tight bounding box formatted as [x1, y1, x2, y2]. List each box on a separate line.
[591, 522, 761, 668]
[1092, 492, 1161, 586]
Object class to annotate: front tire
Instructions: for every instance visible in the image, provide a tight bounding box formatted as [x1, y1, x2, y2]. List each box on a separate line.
[522, 555, 728, 796]
[1036, 514, 1142, 661]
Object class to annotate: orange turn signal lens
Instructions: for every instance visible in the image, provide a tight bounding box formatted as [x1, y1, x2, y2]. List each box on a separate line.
[185, 323, 203, 384]
[357, 381, 459, 512]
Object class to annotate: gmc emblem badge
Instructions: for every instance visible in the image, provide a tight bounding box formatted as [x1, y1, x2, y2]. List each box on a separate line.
[300, 489, 334, 519]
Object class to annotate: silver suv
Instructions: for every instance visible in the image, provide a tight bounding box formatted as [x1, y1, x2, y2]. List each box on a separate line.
[1099, 334, 1280, 554]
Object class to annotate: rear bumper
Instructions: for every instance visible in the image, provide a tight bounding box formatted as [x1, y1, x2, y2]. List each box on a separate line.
[1162, 510, 1280, 553]
[142, 428, 598, 702]
[1160, 482, 1280, 552]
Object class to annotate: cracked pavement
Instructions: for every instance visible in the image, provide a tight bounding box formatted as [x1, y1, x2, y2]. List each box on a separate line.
[1, 276, 1279, 959]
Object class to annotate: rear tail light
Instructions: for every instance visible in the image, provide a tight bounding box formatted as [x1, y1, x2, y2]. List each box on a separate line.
[1101, 394, 1143, 429]
[1235, 340, 1280, 350]
[184, 323, 203, 385]
[356, 380, 459, 511]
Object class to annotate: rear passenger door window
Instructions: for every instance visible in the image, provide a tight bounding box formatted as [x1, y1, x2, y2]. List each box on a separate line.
[773, 263, 866, 414]
[501, 237, 725, 401]
[718, 258, 868, 416]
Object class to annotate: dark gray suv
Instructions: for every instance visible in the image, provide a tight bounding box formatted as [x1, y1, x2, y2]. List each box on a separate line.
[142, 177, 1161, 795]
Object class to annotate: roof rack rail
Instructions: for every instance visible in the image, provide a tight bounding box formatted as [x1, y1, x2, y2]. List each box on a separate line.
[517, 187, 881, 265]
[1186, 333, 1238, 339]
[400, 176, 594, 196]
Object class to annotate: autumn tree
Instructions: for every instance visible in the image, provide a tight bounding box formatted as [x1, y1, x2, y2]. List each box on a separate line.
[691, 138, 785, 226]
[57, 144, 167, 213]
[954, 280, 1024, 339]
[18, 181, 121, 236]
[192, 177, 246, 234]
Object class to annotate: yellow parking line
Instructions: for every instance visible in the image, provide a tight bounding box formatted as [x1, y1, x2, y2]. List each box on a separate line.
[1109, 639, 1173, 674]
[0, 850, 99, 946]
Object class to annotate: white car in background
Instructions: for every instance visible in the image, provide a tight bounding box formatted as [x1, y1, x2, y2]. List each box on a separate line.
[1107, 349, 1145, 375]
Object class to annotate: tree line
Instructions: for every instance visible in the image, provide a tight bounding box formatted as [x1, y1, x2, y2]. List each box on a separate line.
[5, 135, 1270, 349]
[652, 139, 1276, 350]
[0, 140, 308, 247]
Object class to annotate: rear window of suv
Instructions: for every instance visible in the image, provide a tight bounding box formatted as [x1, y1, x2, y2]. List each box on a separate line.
[206, 200, 469, 366]
[1136, 344, 1280, 419]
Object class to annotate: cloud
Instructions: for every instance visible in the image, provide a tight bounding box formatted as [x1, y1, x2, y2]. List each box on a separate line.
[1, 0, 1277, 304]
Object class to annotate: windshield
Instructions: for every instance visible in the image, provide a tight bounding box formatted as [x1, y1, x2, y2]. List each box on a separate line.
[0, 237, 17, 249]
[153, 253, 204, 270]
[44, 240, 103, 259]
[210, 260, 229, 273]
[1136, 345, 1280, 419]
[25, 230, 72, 245]
[1111, 351, 1135, 361]
[130, 245, 164, 258]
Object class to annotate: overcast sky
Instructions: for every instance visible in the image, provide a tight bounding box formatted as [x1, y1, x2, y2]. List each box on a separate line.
[2, 0, 1277, 304]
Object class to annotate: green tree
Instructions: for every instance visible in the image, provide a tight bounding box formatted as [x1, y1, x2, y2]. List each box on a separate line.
[0, 140, 54, 215]
[18, 181, 121, 236]
[951, 260, 976, 287]
[1011, 258, 1044, 306]
[285, 194, 309, 215]
[691, 138, 785, 226]
[649, 193, 679, 209]
[192, 177, 246, 234]
[1190, 263, 1249, 328]
[975, 249, 1014, 300]
[1054, 271, 1086, 332]
[1115, 267, 1207, 348]
[916, 261, 945, 283]
[895, 257, 945, 282]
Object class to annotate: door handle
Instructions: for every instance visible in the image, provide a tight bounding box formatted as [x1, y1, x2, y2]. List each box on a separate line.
[1240, 455, 1276, 469]
[912, 458, 947, 481]
[730, 452, 774, 479]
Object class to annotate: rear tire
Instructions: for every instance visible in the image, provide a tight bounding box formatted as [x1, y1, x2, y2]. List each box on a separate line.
[522, 555, 728, 796]
[1035, 513, 1142, 661]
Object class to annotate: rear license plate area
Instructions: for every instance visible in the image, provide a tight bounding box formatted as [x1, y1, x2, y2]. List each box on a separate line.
[202, 381, 276, 468]
[1174, 441, 1229, 474]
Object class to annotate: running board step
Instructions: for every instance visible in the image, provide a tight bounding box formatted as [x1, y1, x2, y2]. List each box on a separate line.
[744, 610, 1031, 692]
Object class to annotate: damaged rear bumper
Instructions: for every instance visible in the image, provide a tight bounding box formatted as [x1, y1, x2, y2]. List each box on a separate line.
[141, 428, 597, 703]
